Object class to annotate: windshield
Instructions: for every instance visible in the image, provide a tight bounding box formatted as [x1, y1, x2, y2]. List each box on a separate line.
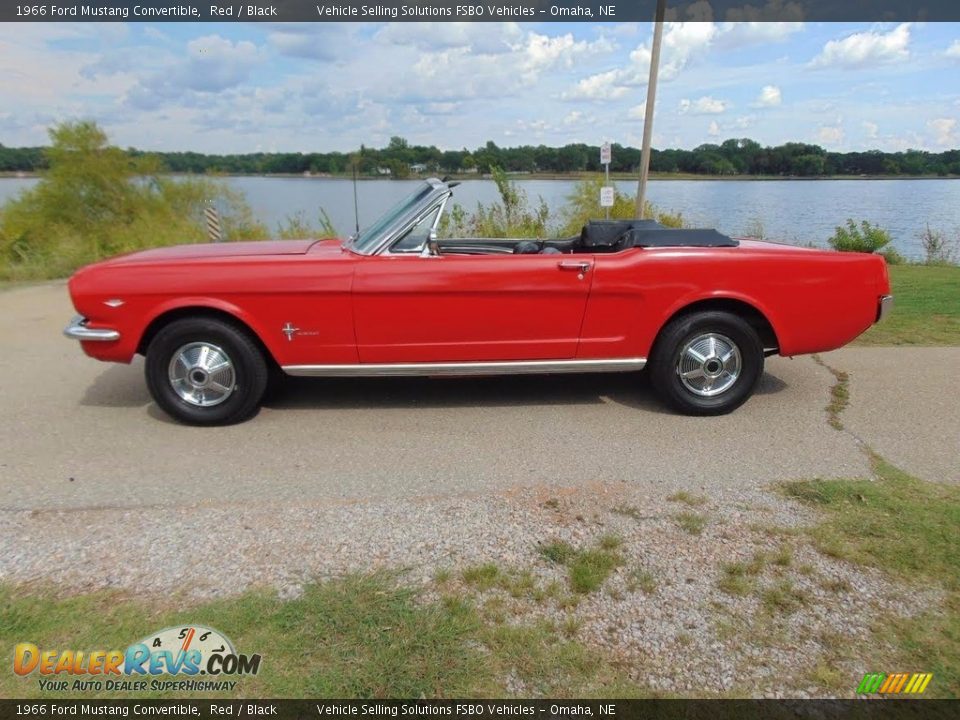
[349, 182, 436, 254]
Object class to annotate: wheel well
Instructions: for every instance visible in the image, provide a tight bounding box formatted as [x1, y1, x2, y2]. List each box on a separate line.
[658, 298, 779, 354]
[137, 307, 279, 368]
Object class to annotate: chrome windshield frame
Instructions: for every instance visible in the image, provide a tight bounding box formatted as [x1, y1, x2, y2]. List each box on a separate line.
[347, 178, 452, 257]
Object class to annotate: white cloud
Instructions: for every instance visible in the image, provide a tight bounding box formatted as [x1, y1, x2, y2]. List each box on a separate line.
[946, 40, 960, 59]
[679, 96, 729, 115]
[810, 23, 911, 70]
[817, 125, 844, 145]
[754, 85, 782, 107]
[862, 121, 879, 139]
[716, 21, 804, 47]
[929, 118, 958, 147]
[267, 24, 353, 61]
[563, 69, 629, 101]
[124, 35, 262, 110]
[708, 120, 720, 136]
[565, 22, 716, 102]
[627, 105, 646, 120]
[522, 32, 614, 75]
[376, 22, 522, 54]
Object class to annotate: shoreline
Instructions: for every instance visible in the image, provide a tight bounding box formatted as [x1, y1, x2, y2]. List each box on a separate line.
[2, 171, 958, 182]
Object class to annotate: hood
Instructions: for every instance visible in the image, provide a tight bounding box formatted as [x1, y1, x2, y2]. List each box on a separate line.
[98, 239, 328, 266]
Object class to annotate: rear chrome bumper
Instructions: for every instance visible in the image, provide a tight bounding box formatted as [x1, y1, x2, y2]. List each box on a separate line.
[877, 295, 894, 323]
[63, 315, 120, 342]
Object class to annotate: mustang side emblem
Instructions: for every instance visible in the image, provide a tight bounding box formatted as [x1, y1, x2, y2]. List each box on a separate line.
[282, 322, 300, 341]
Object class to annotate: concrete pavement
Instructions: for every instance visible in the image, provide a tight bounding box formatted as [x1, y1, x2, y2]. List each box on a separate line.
[0, 282, 953, 513]
[823, 347, 959, 485]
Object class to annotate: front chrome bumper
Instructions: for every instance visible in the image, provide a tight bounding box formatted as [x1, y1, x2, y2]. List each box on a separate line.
[63, 315, 120, 342]
[877, 295, 894, 323]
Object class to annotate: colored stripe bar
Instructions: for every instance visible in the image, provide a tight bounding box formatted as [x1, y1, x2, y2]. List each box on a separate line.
[857, 673, 886, 694]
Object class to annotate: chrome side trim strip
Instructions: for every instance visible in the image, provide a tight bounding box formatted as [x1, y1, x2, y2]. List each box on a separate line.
[283, 358, 646, 377]
[63, 315, 121, 342]
[877, 294, 894, 323]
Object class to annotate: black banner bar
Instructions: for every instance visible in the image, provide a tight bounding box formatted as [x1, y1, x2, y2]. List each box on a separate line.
[1, 700, 958, 720]
[3, 1, 960, 23]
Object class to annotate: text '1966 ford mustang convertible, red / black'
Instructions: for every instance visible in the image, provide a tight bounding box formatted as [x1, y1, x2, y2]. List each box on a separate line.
[65, 178, 893, 425]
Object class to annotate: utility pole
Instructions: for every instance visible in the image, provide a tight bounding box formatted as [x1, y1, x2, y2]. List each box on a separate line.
[635, 0, 666, 219]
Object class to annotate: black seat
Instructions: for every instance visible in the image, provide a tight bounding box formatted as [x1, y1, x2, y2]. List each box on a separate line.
[513, 240, 540, 254]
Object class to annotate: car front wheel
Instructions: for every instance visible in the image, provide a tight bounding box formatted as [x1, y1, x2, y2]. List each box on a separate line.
[650, 310, 764, 415]
[145, 317, 269, 425]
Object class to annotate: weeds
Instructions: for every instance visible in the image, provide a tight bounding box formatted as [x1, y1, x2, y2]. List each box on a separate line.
[538, 538, 624, 595]
[918, 225, 959, 266]
[718, 563, 755, 597]
[627, 568, 657, 595]
[667, 491, 707, 507]
[674, 511, 708, 536]
[760, 580, 808, 614]
[782, 453, 960, 694]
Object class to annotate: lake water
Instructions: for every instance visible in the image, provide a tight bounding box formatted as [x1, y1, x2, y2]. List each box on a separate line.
[2, 175, 959, 260]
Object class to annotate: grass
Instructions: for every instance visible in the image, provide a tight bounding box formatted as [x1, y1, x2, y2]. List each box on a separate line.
[538, 540, 577, 565]
[760, 580, 809, 615]
[673, 511, 708, 535]
[462, 563, 501, 591]
[667, 491, 707, 507]
[717, 563, 756, 597]
[569, 549, 623, 595]
[812, 355, 850, 430]
[627, 568, 657, 595]
[538, 537, 624, 595]
[611, 504, 645, 521]
[781, 453, 960, 697]
[856, 265, 960, 346]
[1, 574, 648, 699]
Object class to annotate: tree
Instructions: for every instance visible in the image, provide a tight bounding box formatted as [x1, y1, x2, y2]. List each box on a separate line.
[1, 121, 263, 279]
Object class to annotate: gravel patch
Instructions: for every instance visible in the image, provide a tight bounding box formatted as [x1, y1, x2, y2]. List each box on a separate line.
[0, 481, 932, 697]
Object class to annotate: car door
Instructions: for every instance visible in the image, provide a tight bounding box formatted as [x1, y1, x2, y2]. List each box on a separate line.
[352, 252, 594, 363]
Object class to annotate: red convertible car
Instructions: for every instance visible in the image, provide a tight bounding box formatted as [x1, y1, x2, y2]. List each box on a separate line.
[65, 178, 893, 425]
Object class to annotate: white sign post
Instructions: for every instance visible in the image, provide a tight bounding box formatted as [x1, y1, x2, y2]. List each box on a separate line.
[600, 142, 613, 219]
[599, 186, 615, 209]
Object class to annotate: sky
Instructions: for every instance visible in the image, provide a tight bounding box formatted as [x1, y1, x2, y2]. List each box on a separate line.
[0, 20, 958, 153]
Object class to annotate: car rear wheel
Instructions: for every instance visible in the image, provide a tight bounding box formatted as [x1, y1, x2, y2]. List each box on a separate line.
[145, 317, 268, 425]
[650, 310, 764, 415]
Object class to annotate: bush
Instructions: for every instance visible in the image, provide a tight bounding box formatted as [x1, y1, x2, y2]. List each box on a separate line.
[918, 225, 959, 266]
[827, 219, 902, 262]
[558, 177, 683, 237]
[439, 166, 549, 239]
[439, 173, 685, 241]
[0, 121, 267, 280]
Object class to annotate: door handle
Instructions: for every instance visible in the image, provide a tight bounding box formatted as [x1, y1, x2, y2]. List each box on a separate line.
[558, 261, 591, 272]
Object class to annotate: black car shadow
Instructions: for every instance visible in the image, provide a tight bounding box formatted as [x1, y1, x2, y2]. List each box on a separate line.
[81, 362, 152, 408]
[80, 363, 788, 416]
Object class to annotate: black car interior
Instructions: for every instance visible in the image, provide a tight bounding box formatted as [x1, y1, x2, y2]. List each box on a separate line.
[436, 220, 739, 256]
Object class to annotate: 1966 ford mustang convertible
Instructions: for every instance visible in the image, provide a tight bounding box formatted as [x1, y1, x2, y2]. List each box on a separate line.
[65, 178, 893, 425]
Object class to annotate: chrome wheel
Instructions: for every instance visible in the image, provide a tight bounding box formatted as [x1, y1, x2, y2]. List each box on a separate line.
[677, 333, 741, 398]
[168, 342, 236, 407]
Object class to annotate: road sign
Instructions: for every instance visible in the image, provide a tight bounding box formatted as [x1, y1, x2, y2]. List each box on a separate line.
[600, 142, 611, 165]
[600, 186, 615, 208]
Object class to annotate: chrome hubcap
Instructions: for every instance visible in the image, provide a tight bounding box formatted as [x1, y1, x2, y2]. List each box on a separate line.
[168, 342, 235, 407]
[677, 333, 741, 397]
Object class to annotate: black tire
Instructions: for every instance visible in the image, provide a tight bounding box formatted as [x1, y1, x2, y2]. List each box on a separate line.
[144, 317, 269, 425]
[650, 310, 764, 415]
